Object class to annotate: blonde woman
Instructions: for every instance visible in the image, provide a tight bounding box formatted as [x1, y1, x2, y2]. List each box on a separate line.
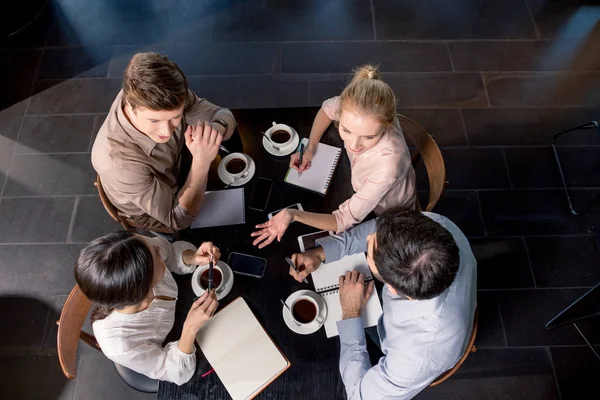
[252, 65, 416, 248]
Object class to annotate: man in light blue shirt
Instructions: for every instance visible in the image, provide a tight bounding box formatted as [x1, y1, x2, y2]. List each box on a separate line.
[289, 209, 477, 399]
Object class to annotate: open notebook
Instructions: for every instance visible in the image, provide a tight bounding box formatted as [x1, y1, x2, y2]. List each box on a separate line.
[196, 297, 290, 400]
[311, 252, 383, 338]
[284, 138, 341, 195]
[190, 188, 245, 229]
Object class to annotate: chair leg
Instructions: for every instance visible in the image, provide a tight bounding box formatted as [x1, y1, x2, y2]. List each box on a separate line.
[552, 121, 600, 215]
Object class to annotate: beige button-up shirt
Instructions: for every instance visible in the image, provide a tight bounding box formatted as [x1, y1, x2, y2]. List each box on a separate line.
[322, 96, 416, 232]
[91, 90, 236, 232]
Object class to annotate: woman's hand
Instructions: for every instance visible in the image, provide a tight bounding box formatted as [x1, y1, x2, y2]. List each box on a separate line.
[183, 290, 218, 333]
[289, 146, 314, 173]
[183, 242, 221, 266]
[251, 209, 294, 249]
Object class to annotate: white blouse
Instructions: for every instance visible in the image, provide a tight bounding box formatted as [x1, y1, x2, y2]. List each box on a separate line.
[92, 237, 198, 385]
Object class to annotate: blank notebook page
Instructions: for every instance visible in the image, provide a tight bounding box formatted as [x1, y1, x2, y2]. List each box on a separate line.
[190, 188, 245, 229]
[196, 297, 289, 400]
[311, 253, 373, 292]
[284, 138, 341, 195]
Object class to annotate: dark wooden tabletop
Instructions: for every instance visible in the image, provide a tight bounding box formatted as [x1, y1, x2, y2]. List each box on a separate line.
[158, 107, 356, 400]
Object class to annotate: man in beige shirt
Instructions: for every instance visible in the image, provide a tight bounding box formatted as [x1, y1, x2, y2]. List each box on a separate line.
[92, 52, 237, 233]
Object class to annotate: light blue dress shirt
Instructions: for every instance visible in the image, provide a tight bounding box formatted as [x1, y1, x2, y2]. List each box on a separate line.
[316, 212, 477, 400]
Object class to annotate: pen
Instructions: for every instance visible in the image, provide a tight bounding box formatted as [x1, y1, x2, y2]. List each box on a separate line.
[285, 257, 308, 284]
[208, 255, 214, 292]
[202, 368, 215, 378]
[298, 143, 304, 174]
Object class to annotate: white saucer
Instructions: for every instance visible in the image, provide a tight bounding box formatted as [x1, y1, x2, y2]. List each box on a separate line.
[191, 260, 234, 301]
[262, 128, 300, 157]
[282, 289, 327, 335]
[217, 153, 256, 187]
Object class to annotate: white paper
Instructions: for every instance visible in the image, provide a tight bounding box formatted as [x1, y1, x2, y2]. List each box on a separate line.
[321, 289, 383, 338]
[196, 298, 289, 400]
[190, 188, 245, 229]
[311, 253, 373, 293]
[284, 138, 341, 195]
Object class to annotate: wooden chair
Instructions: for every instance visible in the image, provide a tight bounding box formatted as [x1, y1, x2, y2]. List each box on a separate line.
[430, 306, 479, 387]
[398, 115, 447, 212]
[57, 285, 159, 393]
[94, 175, 133, 231]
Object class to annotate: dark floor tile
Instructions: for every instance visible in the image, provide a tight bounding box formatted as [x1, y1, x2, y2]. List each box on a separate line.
[88, 114, 106, 152]
[4, 154, 96, 196]
[437, 148, 510, 189]
[399, 109, 467, 146]
[0, 137, 15, 193]
[0, 197, 74, 243]
[16, 115, 96, 154]
[0, 296, 53, 351]
[108, 43, 279, 78]
[450, 40, 600, 71]
[415, 348, 559, 400]
[69, 196, 124, 243]
[0, 354, 75, 400]
[485, 72, 600, 107]
[503, 147, 563, 188]
[310, 73, 488, 108]
[475, 291, 507, 348]
[37, 47, 113, 79]
[471, 238, 535, 289]
[419, 191, 484, 236]
[28, 78, 121, 114]
[47, 0, 213, 46]
[0, 244, 82, 296]
[188, 76, 309, 109]
[479, 189, 600, 236]
[0, 50, 42, 109]
[212, 0, 373, 42]
[0, 100, 28, 141]
[555, 146, 600, 187]
[526, 236, 600, 288]
[527, 0, 600, 39]
[551, 345, 600, 400]
[498, 288, 590, 346]
[373, 0, 536, 40]
[282, 42, 451, 74]
[0, 1, 53, 50]
[74, 351, 157, 400]
[462, 107, 600, 146]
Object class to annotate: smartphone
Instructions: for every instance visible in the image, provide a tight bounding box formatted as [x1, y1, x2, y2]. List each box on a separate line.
[298, 230, 333, 252]
[249, 177, 273, 211]
[228, 252, 267, 278]
[267, 203, 304, 220]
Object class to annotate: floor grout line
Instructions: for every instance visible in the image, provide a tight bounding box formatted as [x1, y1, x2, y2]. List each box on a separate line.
[65, 196, 79, 243]
[479, 286, 593, 291]
[458, 109, 470, 146]
[445, 42, 455, 72]
[523, 0, 541, 40]
[521, 236, 538, 288]
[1, 194, 97, 199]
[495, 295, 510, 347]
[475, 191, 488, 236]
[546, 346, 564, 400]
[370, 0, 377, 41]
[480, 72, 492, 108]
[500, 148, 514, 189]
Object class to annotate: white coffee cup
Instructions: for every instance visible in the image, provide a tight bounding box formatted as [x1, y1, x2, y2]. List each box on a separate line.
[198, 264, 225, 293]
[223, 152, 250, 179]
[290, 295, 324, 325]
[266, 121, 295, 149]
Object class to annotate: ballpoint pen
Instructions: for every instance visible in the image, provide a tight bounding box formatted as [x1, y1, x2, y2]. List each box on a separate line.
[208, 255, 214, 292]
[285, 257, 308, 284]
[298, 143, 304, 174]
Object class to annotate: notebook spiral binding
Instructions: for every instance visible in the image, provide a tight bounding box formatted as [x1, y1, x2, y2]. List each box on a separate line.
[319, 277, 374, 295]
[323, 151, 342, 192]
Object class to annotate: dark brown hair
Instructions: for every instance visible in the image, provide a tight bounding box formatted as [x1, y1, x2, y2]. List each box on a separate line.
[122, 52, 190, 111]
[74, 231, 154, 322]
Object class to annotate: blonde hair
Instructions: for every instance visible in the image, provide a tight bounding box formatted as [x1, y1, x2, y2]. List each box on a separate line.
[122, 52, 191, 111]
[340, 65, 396, 125]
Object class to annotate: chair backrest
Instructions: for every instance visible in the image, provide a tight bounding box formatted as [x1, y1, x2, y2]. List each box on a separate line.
[57, 285, 101, 379]
[398, 115, 446, 211]
[430, 306, 479, 387]
[94, 174, 132, 231]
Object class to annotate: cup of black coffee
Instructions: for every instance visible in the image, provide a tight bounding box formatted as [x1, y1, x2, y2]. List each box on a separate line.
[291, 295, 322, 325]
[265, 122, 295, 150]
[199, 265, 224, 293]
[223, 153, 249, 178]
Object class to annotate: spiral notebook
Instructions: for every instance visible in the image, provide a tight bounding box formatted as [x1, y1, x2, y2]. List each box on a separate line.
[190, 188, 246, 229]
[284, 138, 341, 195]
[312, 252, 383, 338]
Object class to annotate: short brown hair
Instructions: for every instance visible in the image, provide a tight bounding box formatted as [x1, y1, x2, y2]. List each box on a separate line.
[340, 65, 397, 125]
[122, 52, 190, 111]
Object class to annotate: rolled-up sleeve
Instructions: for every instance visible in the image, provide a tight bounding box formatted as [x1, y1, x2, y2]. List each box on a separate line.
[333, 176, 395, 233]
[102, 167, 195, 231]
[185, 91, 237, 140]
[317, 219, 376, 263]
[151, 237, 197, 275]
[321, 96, 341, 121]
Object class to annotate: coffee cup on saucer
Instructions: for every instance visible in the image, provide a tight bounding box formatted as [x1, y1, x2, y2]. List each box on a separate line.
[263, 122, 300, 156]
[290, 295, 324, 326]
[223, 153, 249, 178]
[198, 265, 225, 293]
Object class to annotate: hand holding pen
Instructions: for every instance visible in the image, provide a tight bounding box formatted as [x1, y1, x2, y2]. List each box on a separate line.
[285, 257, 308, 284]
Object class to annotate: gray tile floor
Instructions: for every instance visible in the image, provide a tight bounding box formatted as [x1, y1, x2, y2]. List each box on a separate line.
[1, 1, 600, 399]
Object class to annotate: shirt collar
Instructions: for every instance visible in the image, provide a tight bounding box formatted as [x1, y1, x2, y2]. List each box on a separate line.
[116, 92, 158, 156]
[383, 285, 450, 322]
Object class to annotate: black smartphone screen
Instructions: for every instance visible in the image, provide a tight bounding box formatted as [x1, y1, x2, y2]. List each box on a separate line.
[302, 230, 331, 250]
[249, 177, 273, 211]
[228, 253, 267, 278]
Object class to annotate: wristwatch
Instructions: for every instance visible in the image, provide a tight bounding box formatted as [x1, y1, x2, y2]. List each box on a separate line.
[213, 118, 229, 133]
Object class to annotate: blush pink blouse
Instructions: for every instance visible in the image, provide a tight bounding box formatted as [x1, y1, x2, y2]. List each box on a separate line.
[322, 96, 416, 233]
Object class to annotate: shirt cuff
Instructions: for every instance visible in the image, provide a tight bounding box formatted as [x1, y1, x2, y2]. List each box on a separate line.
[316, 236, 342, 264]
[171, 341, 197, 358]
[337, 317, 366, 341]
[172, 241, 198, 274]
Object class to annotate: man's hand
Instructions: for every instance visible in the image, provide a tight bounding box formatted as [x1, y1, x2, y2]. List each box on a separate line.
[339, 270, 374, 320]
[251, 208, 294, 248]
[183, 242, 221, 266]
[185, 121, 222, 165]
[183, 290, 218, 333]
[289, 248, 325, 282]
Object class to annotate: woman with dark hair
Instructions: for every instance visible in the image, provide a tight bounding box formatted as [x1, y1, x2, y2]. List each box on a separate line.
[75, 231, 220, 385]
